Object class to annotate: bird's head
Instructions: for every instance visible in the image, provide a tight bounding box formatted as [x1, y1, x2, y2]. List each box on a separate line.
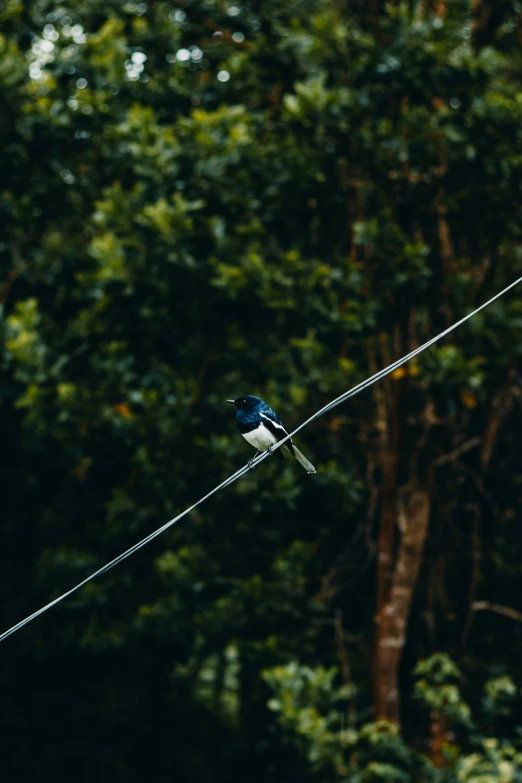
[226, 395, 262, 412]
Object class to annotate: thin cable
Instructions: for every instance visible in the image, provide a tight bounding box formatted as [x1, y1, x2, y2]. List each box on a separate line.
[276, 274, 522, 443]
[1, 275, 521, 644]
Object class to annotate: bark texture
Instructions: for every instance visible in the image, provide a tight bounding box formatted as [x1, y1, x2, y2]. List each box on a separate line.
[374, 485, 432, 722]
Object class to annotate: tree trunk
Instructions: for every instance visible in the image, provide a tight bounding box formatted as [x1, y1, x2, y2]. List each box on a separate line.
[374, 486, 432, 723]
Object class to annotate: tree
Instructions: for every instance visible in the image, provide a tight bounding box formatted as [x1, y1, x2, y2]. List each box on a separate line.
[1, 1, 522, 780]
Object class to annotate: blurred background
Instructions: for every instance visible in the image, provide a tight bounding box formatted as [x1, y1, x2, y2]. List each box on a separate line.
[2, 1, 522, 780]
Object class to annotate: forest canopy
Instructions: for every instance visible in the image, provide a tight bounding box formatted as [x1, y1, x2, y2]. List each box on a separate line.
[1, 1, 522, 781]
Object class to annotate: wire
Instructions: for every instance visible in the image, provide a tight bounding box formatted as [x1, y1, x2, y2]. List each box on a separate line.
[1, 275, 521, 644]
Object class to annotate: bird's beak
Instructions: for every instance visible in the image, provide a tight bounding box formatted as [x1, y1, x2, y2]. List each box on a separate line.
[226, 399, 237, 406]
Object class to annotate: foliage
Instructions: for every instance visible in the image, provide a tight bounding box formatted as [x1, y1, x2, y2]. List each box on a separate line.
[1, 1, 522, 781]
[263, 655, 522, 782]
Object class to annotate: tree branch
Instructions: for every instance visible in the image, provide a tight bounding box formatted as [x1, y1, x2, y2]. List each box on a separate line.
[471, 601, 522, 623]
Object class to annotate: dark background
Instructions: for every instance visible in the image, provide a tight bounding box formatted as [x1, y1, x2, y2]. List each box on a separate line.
[1, 1, 522, 780]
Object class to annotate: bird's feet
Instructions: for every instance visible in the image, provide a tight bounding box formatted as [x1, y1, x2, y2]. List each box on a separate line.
[248, 450, 261, 470]
[267, 446, 274, 457]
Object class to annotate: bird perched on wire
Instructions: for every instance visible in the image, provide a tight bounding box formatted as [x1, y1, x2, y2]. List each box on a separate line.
[227, 395, 316, 474]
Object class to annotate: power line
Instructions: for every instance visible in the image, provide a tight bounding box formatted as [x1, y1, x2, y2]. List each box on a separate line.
[1, 275, 521, 644]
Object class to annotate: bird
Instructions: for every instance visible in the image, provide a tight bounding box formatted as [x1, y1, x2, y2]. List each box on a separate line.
[227, 395, 316, 474]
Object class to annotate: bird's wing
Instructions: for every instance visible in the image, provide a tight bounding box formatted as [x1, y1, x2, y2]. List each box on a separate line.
[259, 402, 285, 427]
[259, 409, 295, 455]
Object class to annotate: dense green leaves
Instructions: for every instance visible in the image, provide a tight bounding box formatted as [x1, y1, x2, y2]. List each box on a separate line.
[1, 1, 522, 781]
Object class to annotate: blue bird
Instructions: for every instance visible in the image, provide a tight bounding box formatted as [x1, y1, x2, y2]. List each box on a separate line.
[227, 395, 316, 474]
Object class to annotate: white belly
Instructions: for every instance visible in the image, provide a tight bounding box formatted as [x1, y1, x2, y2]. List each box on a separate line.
[241, 422, 278, 451]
